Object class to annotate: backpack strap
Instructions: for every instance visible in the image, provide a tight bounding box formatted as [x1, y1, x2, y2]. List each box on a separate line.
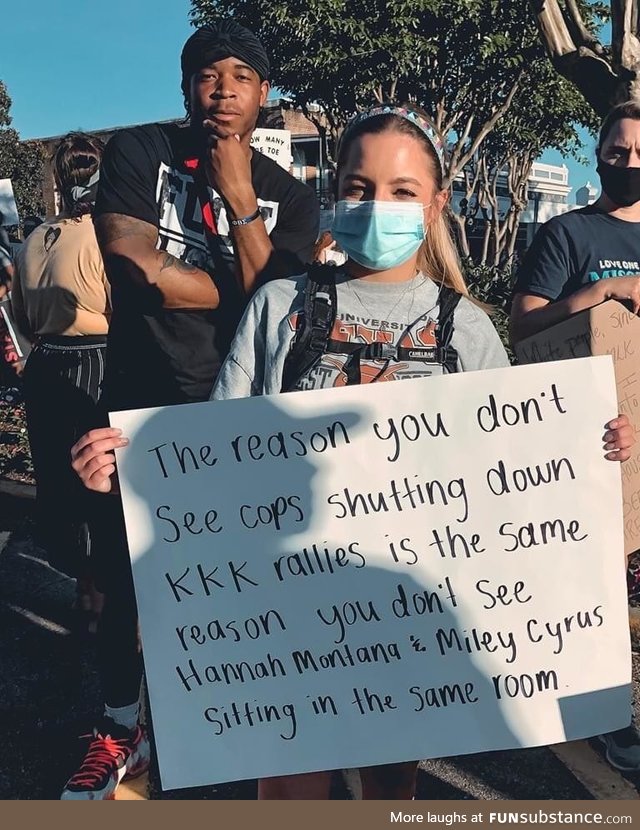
[392, 285, 460, 371]
[281, 276, 462, 391]
[281, 263, 338, 392]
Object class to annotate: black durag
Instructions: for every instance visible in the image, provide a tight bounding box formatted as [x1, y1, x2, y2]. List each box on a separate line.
[181, 20, 270, 101]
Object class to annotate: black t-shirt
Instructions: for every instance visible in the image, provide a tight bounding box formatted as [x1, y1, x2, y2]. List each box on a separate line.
[513, 206, 640, 302]
[94, 122, 319, 409]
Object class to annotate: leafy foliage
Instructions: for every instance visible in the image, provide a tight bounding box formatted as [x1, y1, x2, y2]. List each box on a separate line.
[190, 3, 540, 155]
[0, 387, 33, 484]
[464, 258, 514, 360]
[0, 82, 46, 225]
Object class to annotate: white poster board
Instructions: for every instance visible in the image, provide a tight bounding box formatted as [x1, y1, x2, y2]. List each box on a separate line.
[250, 128, 292, 170]
[112, 357, 631, 791]
[0, 179, 19, 226]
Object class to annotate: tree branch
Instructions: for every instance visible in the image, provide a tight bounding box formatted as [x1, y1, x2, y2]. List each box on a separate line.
[446, 113, 475, 184]
[530, 0, 577, 57]
[531, 0, 626, 113]
[448, 70, 524, 183]
[564, 0, 605, 53]
[612, 0, 640, 79]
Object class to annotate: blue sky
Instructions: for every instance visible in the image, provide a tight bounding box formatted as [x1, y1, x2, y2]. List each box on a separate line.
[4, 0, 599, 196]
[4, 0, 193, 138]
[541, 134, 599, 196]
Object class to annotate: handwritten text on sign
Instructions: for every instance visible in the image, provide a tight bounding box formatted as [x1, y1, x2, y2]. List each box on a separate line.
[250, 128, 292, 170]
[112, 357, 630, 791]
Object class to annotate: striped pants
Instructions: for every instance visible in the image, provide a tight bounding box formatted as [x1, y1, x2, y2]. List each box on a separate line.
[23, 334, 107, 577]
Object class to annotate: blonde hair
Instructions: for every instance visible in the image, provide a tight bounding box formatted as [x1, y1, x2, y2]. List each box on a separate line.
[337, 108, 470, 297]
[417, 207, 469, 296]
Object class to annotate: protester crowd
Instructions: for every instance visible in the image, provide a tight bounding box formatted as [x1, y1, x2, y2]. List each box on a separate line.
[1, 18, 640, 800]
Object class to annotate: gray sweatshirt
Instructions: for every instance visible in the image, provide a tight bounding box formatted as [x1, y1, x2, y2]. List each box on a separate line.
[211, 271, 509, 400]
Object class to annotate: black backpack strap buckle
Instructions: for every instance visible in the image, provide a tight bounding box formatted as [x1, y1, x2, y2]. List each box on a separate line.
[281, 265, 338, 392]
[363, 342, 397, 361]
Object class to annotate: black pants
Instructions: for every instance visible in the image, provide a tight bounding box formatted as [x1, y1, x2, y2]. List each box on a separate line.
[92, 493, 143, 708]
[24, 335, 143, 708]
[23, 335, 107, 577]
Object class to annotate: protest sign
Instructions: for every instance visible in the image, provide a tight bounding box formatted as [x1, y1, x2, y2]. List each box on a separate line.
[0, 298, 31, 363]
[515, 300, 640, 556]
[0, 179, 19, 227]
[111, 357, 630, 791]
[250, 128, 292, 170]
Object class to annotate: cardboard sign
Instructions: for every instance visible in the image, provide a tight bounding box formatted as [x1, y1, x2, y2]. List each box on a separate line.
[0, 180, 19, 227]
[112, 358, 630, 791]
[515, 300, 640, 556]
[250, 128, 292, 170]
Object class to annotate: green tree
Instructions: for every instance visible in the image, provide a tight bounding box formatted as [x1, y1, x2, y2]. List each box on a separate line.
[190, 2, 594, 181]
[190, 0, 536, 179]
[190, 0, 598, 277]
[469, 62, 596, 265]
[0, 81, 46, 225]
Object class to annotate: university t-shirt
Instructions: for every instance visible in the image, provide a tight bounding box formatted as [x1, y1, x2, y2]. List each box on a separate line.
[94, 122, 319, 410]
[513, 206, 640, 301]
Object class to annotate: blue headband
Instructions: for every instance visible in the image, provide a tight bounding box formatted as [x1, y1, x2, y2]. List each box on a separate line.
[340, 105, 446, 176]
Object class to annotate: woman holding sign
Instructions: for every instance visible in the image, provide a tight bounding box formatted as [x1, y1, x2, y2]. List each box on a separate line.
[71, 104, 634, 799]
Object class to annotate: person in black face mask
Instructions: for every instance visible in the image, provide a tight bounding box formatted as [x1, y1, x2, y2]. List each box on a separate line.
[510, 101, 640, 773]
[511, 101, 640, 343]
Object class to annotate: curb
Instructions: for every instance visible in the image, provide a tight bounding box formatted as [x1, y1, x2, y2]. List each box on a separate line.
[0, 479, 36, 499]
[550, 741, 640, 800]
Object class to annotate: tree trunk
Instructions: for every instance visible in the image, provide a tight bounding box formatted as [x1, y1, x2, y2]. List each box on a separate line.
[452, 212, 471, 259]
[480, 219, 491, 266]
[612, 0, 640, 100]
[506, 205, 526, 260]
[503, 152, 534, 262]
[531, 0, 640, 114]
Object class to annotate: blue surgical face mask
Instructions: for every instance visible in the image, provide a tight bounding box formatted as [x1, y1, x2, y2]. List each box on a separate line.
[331, 200, 426, 271]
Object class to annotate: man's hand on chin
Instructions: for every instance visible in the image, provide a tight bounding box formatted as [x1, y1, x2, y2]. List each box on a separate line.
[204, 127, 256, 218]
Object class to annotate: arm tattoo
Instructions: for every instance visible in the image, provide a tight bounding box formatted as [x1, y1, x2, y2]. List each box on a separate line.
[159, 252, 199, 275]
[95, 213, 157, 247]
[98, 215, 199, 274]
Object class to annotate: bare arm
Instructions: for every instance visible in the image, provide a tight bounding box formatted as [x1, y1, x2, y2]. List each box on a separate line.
[227, 189, 316, 294]
[0, 262, 14, 299]
[9, 263, 34, 342]
[510, 276, 640, 344]
[203, 132, 274, 296]
[94, 213, 219, 310]
[228, 199, 276, 295]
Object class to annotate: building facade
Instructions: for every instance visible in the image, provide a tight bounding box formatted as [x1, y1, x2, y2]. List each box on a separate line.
[32, 99, 332, 218]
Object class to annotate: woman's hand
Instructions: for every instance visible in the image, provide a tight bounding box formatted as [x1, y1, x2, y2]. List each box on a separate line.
[71, 427, 129, 493]
[603, 414, 635, 462]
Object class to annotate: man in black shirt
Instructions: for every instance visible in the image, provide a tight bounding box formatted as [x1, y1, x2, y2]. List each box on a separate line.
[63, 21, 319, 800]
[511, 102, 640, 342]
[96, 28, 318, 408]
[511, 101, 640, 772]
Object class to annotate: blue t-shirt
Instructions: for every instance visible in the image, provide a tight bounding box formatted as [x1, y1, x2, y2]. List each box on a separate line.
[513, 206, 640, 301]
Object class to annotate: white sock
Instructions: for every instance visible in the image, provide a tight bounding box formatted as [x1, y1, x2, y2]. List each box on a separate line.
[104, 701, 139, 731]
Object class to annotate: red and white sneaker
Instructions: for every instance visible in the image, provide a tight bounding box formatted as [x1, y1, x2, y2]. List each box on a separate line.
[60, 717, 150, 800]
